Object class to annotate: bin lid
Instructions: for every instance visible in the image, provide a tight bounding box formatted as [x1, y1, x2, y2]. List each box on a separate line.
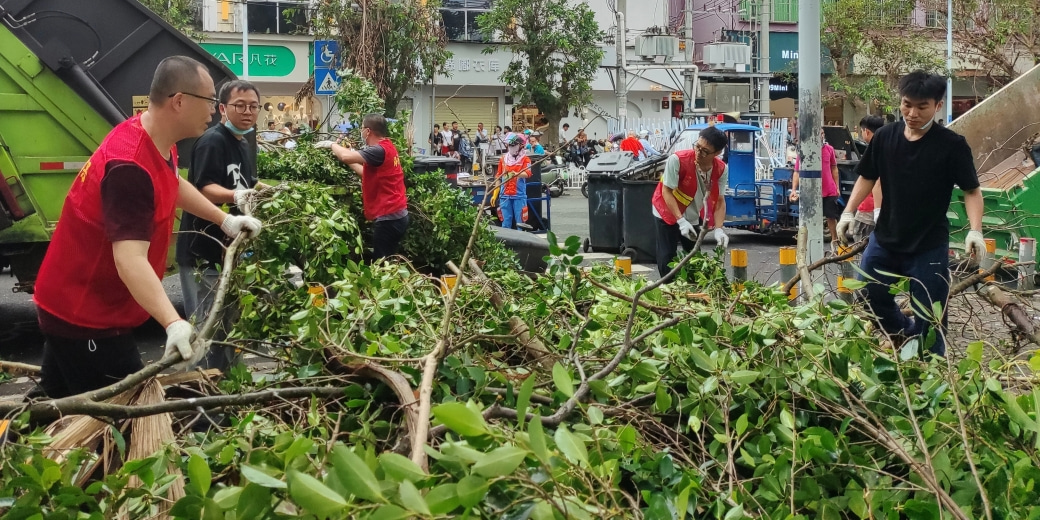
[414, 156, 461, 165]
[587, 151, 636, 174]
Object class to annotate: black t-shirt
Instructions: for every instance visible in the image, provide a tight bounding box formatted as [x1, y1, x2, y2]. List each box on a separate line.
[855, 121, 980, 253]
[359, 145, 385, 167]
[176, 124, 257, 267]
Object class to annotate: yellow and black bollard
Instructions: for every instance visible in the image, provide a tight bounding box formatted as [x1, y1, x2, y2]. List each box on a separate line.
[780, 246, 797, 300]
[730, 249, 747, 292]
[836, 244, 856, 303]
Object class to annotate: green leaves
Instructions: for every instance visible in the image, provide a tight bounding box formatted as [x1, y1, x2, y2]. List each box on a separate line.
[554, 425, 589, 467]
[552, 362, 575, 398]
[330, 444, 385, 502]
[287, 471, 347, 518]
[471, 446, 529, 478]
[432, 402, 490, 438]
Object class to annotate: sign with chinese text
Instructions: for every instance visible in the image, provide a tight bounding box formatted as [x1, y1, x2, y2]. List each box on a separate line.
[200, 43, 296, 77]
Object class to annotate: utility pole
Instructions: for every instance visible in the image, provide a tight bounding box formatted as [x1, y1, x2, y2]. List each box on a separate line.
[616, 0, 627, 131]
[946, 0, 953, 122]
[797, 0, 823, 270]
[240, 0, 249, 78]
[759, 0, 770, 118]
[684, 0, 696, 115]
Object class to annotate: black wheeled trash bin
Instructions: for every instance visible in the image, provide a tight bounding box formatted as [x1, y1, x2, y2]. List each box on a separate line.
[583, 152, 636, 253]
[413, 156, 462, 185]
[620, 177, 659, 263]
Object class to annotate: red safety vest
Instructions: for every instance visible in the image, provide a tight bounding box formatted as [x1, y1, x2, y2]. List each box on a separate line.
[651, 149, 725, 227]
[362, 138, 408, 220]
[34, 116, 180, 330]
[496, 155, 531, 197]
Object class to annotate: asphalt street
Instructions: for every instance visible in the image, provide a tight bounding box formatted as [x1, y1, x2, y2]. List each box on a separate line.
[0, 186, 801, 393]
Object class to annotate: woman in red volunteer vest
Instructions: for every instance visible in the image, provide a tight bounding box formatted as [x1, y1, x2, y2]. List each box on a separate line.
[32, 56, 262, 398]
[323, 113, 409, 260]
[651, 125, 730, 280]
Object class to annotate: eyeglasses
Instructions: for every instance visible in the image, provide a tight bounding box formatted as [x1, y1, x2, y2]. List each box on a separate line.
[169, 92, 219, 107]
[226, 102, 260, 114]
[695, 145, 717, 155]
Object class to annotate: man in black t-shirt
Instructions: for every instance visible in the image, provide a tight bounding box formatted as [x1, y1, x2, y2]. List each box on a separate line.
[838, 71, 986, 356]
[176, 79, 265, 371]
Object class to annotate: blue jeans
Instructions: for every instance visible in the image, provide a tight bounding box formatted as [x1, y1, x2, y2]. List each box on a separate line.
[859, 234, 950, 355]
[499, 197, 526, 229]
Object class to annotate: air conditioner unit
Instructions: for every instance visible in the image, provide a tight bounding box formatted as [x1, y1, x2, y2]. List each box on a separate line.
[702, 43, 752, 72]
[635, 35, 680, 59]
[703, 83, 751, 113]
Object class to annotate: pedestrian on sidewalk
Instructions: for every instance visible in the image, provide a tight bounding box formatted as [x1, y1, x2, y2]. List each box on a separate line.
[837, 70, 986, 356]
[851, 115, 886, 241]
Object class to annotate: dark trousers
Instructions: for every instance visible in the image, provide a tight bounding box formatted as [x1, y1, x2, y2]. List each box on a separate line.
[655, 216, 699, 281]
[371, 214, 410, 260]
[860, 234, 950, 355]
[40, 333, 145, 398]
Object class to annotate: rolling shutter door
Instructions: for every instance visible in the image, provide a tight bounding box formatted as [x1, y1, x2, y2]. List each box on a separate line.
[434, 97, 499, 134]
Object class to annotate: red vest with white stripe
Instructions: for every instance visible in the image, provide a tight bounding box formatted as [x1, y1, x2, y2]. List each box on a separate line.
[651, 149, 725, 227]
[33, 116, 180, 330]
[361, 138, 408, 220]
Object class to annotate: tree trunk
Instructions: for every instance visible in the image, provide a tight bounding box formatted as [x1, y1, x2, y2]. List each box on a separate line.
[544, 112, 563, 153]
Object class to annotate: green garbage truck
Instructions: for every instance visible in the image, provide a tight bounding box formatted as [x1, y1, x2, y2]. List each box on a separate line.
[0, 0, 234, 292]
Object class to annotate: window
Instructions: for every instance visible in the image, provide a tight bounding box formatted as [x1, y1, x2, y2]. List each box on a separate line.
[863, 0, 914, 26]
[922, 0, 943, 28]
[247, 1, 308, 35]
[440, 0, 492, 42]
[739, 0, 799, 23]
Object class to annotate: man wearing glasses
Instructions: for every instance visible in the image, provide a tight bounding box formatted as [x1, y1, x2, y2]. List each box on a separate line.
[32, 57, 262, 397]
[320, 114, 409, 260]
[177, 79, 267, 371]
[651, 125, 730, 280]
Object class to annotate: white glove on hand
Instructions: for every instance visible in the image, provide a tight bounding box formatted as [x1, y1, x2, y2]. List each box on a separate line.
[221, 214, 262, 239]
[872, 208, 880, 222]
[233, 189, 257, 214]
[713, 227, 729, 249]
[676, 217, 696, 239]
[966, 230, 986, 264]
[314, 140, 336, 149]
[164, 319, 194, 362]
[836, 212, 856, 244]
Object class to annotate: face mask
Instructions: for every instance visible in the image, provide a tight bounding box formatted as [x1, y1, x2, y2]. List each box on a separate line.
[509, 144, 521, 155]
[917, 119, 934, 131]
[224, 120, 254, 136]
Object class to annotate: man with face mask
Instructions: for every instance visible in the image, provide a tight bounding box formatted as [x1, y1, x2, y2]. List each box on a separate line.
[496, 133, 532, 230]
[176, 79, 267, 371]
[838, 70, 984, 356]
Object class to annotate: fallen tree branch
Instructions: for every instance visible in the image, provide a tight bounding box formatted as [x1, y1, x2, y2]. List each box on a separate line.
[0, 386, 347, 422]
[324, 353, 420, 449]
[0, 360, 42, 377]
[468, 258, 555, 368]
[977, 284, 1040, 350]
[782, 239, 868, 297]
[949, 257, 1008, 296]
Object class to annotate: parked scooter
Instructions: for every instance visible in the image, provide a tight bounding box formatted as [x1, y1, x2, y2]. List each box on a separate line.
[541, 155, 570, 198]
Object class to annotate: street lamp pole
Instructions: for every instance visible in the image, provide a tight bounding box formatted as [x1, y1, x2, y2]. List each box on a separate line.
[946, 0, 953, 122]
[797, 0, 823, 269]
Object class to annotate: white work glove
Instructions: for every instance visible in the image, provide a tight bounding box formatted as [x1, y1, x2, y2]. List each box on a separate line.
[872, 208, 880, 222]
[836, 212, 856, 244]
[788, 189, 799, 202]
[713, 227, 729, 249]
[164, 319, 194, 362]
[314, 140, 335, 149]
[221, 214, 262, 239]
[233, 189, 258, 214]
[965, 229, 986, 264]
[676, 217, 696, 239]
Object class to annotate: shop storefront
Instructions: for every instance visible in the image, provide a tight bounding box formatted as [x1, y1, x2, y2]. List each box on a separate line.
[198, 33, 319, 131]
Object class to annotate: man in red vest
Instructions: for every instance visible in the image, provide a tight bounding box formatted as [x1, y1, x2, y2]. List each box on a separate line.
[33, 56, 262, 397]
[651, 125, 730, 280]
[323, 114, 409, 259]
